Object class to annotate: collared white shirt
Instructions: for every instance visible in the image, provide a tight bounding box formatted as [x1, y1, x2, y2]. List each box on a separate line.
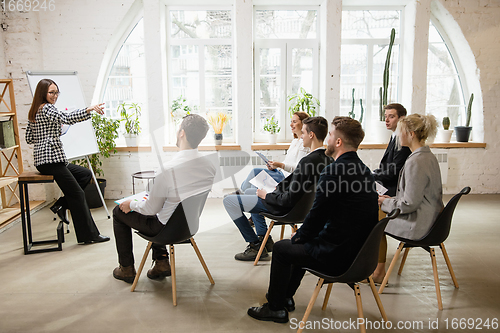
[130, 149, 217, 224]
[281, 138, 310, 176]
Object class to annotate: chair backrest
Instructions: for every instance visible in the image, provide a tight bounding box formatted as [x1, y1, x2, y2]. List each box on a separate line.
[413, 186, 471, 246]
[136, 190, 210, 245]
[333, 209, 400, 283]
[260, 184, 316, 223]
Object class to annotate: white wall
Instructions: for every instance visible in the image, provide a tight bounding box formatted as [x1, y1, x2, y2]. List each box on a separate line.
[1, 0, 499, 201]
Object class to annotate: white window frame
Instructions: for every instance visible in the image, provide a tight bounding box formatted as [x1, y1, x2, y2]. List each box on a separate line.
[166, 6, 234, 143]
[340, 7, 405, 123]
[253, 6, 320, 143]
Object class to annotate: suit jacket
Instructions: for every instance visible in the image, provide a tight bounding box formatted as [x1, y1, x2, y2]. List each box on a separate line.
[381, 146, 444, 240]
[263, 148, 333, 215]
[373, 135, 411, 196]
[292, 151, 379, 275]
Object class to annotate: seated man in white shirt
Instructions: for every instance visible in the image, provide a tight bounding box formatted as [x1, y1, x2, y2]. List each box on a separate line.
[112, 114, 217, 283]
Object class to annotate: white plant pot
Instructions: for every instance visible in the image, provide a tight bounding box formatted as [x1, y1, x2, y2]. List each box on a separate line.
[124, 133, 138, 147]
[267, 133, 278, 145]
[370, 120, 392, 144]
[436, 129, 453, 143]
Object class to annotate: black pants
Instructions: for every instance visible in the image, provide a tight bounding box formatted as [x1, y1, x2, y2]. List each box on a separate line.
[36, 162, 100, 243]
[113, 206, 168, 267]
[267, 239, 343, 310]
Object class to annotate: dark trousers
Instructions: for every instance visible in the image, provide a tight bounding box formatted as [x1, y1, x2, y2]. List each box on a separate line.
[113, 205, 168, 267]
[267, 239, 342, 310]
[36, 162, 99, 243]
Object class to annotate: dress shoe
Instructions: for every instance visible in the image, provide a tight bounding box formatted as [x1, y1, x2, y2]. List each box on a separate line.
[247, 303, 288, 323]
[50, 205, 70, 225]
[84, 234, 110, 244]
[258, 235, 274, 253]
[113, 265, 136, 283]
[234, 242, 268, 261]
[147, 257, 171, 279]
[266, 292, 295, 312]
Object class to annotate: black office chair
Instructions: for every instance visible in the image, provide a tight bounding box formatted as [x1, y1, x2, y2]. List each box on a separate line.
[378, 187, 471, 310]
[130, 190, 214, 306]
[297, 209, 400, 333]
[255, 186, 316, 265]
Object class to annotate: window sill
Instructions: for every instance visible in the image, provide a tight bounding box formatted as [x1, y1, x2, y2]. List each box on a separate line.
[115, 146, 152, 152]
[163, 144, 241, 152]
[251, 142, 486, 151]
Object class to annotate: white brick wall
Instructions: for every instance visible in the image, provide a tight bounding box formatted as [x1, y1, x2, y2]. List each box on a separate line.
[0, 0, 499, 201]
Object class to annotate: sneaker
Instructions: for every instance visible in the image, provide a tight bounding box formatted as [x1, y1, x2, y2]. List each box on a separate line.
[258, 235, 274, 253]
[113, 265, 136, 283]
[235, 242, 268, 261]
[147, 257, 171, 279]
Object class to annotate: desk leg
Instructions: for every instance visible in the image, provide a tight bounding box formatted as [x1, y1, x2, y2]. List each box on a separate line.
[19, 183, 29, 255]
[24, 185, 33, 244]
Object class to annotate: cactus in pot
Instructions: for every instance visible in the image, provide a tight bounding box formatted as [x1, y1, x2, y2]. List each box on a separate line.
[442, 117, 450, 130]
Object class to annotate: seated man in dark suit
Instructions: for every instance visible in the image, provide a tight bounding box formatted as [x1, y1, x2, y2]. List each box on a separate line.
[223, 117, 333, 261]
[372, 103, 411, 283]
[247, 116, 378, 323]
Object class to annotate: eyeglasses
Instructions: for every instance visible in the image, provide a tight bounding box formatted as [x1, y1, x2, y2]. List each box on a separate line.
[48, 91, 60, 96]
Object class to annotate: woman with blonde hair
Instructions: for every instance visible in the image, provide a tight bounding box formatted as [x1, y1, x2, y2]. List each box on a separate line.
[374, 113, 444, 283]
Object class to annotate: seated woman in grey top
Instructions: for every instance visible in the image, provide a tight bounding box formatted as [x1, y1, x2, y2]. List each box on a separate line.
[374, 113, 444, 283]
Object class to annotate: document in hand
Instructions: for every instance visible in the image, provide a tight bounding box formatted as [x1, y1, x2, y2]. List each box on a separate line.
[375, 181, 388, 196]
[115, 191, 149, 205]
[249, 170, 278, 193]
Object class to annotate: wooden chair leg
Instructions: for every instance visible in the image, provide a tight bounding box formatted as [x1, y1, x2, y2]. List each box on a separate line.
[379, 242, 404, 294]
[398, 248, 410, 275]
[280, 224, 285, 240]
[254, 221, 274, 266]
[322, 283, 333, 310]
[440, 243, 459, 288]
[430, 247, 443, 310]
[353, 284, 366, 333]
[170, 245, 177, 306]
[291, 224, 298, 233]
[190, 238, 215, 285]
[368, 276, 388, 322]
[130, 241, 153, 292]
[298, 278, 324, 333]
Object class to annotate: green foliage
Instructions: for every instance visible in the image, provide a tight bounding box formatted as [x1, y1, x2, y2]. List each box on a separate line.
[263, 115, 281, 134]
[466, 93, 473, 127]
[118, 102, 141, 135]
[72, 113, 120, 177]
[170, 96, 192, 124]
[442, 117, 450, 130]
[287, 87, 320, 117]
[380, 28, 396, 121]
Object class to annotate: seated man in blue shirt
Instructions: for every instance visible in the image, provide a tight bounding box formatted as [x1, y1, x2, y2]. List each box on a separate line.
[247, 116, 379, 323]
[223, 117, 333, 261]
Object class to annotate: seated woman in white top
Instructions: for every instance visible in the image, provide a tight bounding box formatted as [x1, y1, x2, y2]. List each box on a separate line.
[373, 113, 444, 284]
[239, 111, 311, 192]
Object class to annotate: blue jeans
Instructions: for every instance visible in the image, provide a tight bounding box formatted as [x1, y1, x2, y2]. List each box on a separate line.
[240, 167, 285, 191]
[223, 188, 269, 243]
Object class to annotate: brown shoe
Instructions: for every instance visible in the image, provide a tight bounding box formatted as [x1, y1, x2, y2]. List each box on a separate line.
[147, 257, 171, 279]
[113, 265, 136, 283]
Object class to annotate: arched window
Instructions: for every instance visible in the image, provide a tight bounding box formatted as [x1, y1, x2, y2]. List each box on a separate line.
[102, 18, 147, 143]
[426, 19, 465, 129]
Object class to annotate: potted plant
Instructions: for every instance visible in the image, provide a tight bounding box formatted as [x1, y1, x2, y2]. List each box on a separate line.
[455, 93, 473, 142]
[72, 113, 120, 208]
[170, 96, 192, 126]
[287, 87, 320, 117]
[263, 115, 281, 144]
[118, 102, 141, 146]
[436, 116, 453, 143]
[349, 88, 364, 124]
[207, 111, 230, 145]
